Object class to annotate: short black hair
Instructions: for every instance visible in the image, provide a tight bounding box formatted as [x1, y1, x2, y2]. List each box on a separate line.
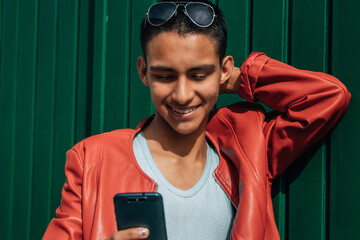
[140, 0, 228, 64]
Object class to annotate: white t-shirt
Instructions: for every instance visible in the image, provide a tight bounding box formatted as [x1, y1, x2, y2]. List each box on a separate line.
[133, 132, 234, 240]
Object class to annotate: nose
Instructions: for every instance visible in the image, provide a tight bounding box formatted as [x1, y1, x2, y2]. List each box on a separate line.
[172, 76, 194, 105]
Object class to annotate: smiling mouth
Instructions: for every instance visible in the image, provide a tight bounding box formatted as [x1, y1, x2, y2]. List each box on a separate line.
[171, 105, 199, 114]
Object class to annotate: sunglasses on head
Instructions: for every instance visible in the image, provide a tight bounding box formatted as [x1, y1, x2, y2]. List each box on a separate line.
[146, 2, 216, 28]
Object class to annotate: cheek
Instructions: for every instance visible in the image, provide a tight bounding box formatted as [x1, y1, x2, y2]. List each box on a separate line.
[206, 92, 220, 109]
[148, 84, 171, 105]
[200, 80, 220, 104]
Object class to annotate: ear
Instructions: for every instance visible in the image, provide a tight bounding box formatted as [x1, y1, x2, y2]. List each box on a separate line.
[220, 56, 234, 85]
[137, 56, 149, 86]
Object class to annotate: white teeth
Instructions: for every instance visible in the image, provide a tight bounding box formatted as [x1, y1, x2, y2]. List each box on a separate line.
[172, 106, 198, 114]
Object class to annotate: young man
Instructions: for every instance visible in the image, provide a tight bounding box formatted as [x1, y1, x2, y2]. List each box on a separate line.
[44, 0, 351, 239]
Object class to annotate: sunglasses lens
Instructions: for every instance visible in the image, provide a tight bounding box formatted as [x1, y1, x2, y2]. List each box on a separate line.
[186, 3, 214, 27]
[148, 3, 177, 26]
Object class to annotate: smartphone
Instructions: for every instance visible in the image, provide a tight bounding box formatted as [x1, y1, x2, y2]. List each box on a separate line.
[113, 192, 168, 240]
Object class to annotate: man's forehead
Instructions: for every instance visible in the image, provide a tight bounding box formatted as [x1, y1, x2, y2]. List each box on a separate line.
[145, 31, 220, 67]
[147, 32, 217, 51]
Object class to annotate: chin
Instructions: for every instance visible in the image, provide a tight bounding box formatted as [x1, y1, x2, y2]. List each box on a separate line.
[169, 121, 205, 136]
[173, 128, 196, 135]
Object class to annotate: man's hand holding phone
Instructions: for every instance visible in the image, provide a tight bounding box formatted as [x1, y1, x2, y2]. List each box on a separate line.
[111, 193, 167, 240]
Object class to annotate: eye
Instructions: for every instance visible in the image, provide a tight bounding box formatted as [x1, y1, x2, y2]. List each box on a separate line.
[190, 73, 207, 81]
[153, 74, 176, 81]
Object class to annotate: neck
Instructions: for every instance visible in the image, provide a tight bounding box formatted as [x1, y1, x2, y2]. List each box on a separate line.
[142, 115, 208, 159]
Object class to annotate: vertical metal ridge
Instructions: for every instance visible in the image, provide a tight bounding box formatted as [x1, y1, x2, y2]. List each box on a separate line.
[27, 0, 40, 238]
[74, 0, 82, 142]
[87, 0, 95, 136]
[125, 0, 133, 128]
[8, 0, 20, 238]
[126, 0, 132, 129]
[91, 0, 99, 134]
[50, 0, 60, 222]
[322, 1, 332, 239]
[323, 0, 332, 74]
[278, 175, 288, 240]
[71, 0, 79, 146]
[281, 0, 290, 63]
[0, 0, 3, 52]
[245, 0, 253, 56]
[278, 1, 291, 239]
[99, 0, 107, 133]
[91, 0, 107, 134]
[321, 137, 331, 240]
[29, 0, 53, 236]
[46, 0, 57, 223]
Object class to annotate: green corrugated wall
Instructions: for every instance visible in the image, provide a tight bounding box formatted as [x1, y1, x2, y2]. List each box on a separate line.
[0, 0, 359, 239]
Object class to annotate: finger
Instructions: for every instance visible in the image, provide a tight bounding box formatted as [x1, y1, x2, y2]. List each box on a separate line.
[110, 227, 149, 240]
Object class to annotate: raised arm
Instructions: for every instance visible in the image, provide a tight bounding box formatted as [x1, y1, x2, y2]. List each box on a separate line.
[221, 52, 351, 178]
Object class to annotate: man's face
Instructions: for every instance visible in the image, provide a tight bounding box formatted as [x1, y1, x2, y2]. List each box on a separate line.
[137, 31, 232, 136]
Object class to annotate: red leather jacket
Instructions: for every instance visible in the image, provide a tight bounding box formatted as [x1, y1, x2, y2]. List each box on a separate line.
[43, 53, 351, 239]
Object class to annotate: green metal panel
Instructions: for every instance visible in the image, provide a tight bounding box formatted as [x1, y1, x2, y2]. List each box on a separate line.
[287, 143, 326, 239]
[251, 1, 289, 238]
[10, 1, 38, 239]
[0, 0, 359, 239]
[128, 0, 155, 129]
[0, 1, 19, 239]
[287, 0, 329, 239]
[105, 0, 132, 131]
[91, 0, 107, 135]
[50, 0, 79, 221]
[252, 0, 285, 60]
[330, 0, 360, 239]
[30, 0, 57, 238]
[76, 0, 92, 142]
[217, 0, 249, 107]
[0, 0, 2, 45]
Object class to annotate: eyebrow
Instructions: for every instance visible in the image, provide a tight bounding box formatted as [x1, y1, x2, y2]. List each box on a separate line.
[188, 64, 216, 72]
[149, 64, 216, 72]
[149, 66, 176, 72]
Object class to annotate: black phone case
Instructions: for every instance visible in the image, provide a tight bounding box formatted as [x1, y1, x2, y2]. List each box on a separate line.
[113, 192, 168, 240]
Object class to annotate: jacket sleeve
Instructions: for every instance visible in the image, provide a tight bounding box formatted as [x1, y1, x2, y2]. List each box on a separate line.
[43, 148, 83, 239]
[239, 52, 351, 179]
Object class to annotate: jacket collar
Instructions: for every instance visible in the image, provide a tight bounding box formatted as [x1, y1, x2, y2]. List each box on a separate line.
[133, 115, 240, 207]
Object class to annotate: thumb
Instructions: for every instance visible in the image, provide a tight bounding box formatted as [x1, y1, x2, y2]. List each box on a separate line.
[107, 227, 149, 240]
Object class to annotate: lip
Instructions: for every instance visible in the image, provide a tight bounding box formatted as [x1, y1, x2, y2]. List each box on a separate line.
[167, 104, 200, 118]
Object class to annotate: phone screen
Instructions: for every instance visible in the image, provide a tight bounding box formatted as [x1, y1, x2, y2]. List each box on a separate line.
[113, 192, 168, 240]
